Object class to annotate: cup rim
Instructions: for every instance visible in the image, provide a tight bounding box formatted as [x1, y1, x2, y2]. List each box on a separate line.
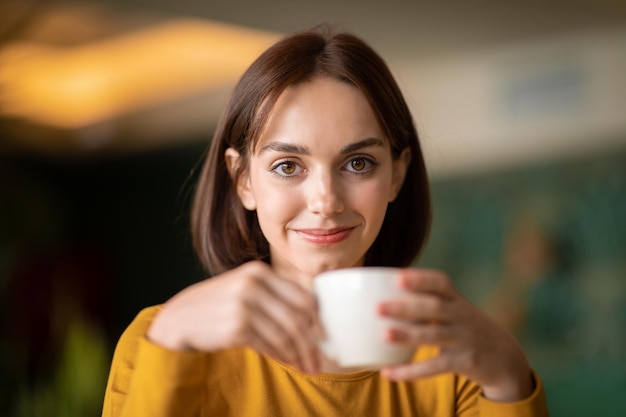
[313, 266, 401, 288]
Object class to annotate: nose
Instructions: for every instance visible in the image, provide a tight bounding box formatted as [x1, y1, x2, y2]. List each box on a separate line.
[306, 171, 344, 217]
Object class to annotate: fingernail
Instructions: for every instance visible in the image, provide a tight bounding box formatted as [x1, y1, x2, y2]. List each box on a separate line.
[386, 328, 407, 342]
[380, 367, 396, 380]
[397, 273, 409, 288]
[383, 328, 394, 341]
[377, 303, 390, 315]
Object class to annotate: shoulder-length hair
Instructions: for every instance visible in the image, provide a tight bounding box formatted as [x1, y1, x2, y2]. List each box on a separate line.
[191, 26, 431, 275]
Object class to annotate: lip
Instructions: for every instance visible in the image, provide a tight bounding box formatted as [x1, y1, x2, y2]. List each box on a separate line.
[294, 227, 355, 245]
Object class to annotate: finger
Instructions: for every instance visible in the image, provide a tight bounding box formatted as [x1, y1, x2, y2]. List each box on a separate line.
[312, 308, 326, 341]
[249, 282, 319, 373]
[384, 322, 455, 346]
[381, 353, 452, 381]
[246, 304, 304, 369]
[260, 295, 319, 373]
[378, 293, 450, 323]
[398, 269, 456, 298]
[239, 262, 315, 312]
[239, 264, 319, 372]
[263, 273, 318, 313]
[247, 323, 295, 365]
[260, 274, 320, 373]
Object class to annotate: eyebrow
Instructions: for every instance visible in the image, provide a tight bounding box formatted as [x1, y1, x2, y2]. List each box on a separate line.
[259, 142, 309, 155]
[340, 137, 384, 154]
[259, 137, 384, 155]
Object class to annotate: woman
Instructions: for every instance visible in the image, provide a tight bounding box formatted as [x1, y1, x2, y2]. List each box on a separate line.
[102, 26, 548, 416]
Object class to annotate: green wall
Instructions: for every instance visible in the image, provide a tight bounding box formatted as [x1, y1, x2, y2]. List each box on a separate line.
[419, 149, 626, 416]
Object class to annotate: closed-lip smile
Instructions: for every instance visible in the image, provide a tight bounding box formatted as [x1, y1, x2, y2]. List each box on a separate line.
[294, 227, 355, 245]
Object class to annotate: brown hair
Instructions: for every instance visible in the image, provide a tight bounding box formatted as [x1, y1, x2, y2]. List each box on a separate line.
[191, 26, 431, 275]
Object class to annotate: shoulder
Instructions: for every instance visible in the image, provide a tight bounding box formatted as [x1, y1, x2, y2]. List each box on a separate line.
[125, 305, 162, 336]
[104, 305, 164, 402]
[113, 305, 163, 364]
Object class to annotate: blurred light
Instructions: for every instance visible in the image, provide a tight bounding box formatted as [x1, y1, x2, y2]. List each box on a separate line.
[0, 18, 280, 129]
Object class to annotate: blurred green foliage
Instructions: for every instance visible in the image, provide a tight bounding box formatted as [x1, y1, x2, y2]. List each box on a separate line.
[13, 318, 109, 417]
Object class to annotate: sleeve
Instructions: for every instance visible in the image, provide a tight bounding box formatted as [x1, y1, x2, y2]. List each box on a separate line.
[456, 371, 550, 417]
[101, 306, 209, 417]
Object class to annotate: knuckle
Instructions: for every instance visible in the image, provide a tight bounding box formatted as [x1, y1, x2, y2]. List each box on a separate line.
[460, 350, 480, 371]
[435, 271, 452, 289]
[428, 297, 445, 317]
[244, 260, 266, 271]
[237, 274, 263, 295]
[239, 261, 268, 281]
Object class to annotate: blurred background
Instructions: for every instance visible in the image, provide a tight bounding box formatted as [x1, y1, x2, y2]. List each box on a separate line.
[0, 0, 624, 416]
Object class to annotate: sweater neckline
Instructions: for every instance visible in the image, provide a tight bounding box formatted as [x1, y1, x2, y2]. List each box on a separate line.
[265, 354, 380, 382]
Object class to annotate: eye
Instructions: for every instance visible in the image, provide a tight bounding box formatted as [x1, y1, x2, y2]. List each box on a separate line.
[344, 157, 376, 174]
[271, 160, 303, 177]
[278, 161, 296, 175]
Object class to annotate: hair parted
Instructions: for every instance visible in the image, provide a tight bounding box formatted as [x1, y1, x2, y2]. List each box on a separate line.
[191, 25, 431, 275]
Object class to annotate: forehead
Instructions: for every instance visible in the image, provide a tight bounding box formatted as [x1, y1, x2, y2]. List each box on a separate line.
[253, 77, 387, 153]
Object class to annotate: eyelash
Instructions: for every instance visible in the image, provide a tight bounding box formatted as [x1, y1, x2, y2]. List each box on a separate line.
[344, 156, 377, 175]
[269, 156, 378, 179]
[269, 160, 304, 179]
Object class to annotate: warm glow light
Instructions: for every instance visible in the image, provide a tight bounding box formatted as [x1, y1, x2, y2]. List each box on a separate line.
[0, 19, 280, 128]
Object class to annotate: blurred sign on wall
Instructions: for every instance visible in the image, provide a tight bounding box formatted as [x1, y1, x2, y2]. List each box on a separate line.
[398, 26, 626, 177]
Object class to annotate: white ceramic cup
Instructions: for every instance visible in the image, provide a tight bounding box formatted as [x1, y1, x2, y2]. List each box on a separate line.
[313, 267, 415, 369]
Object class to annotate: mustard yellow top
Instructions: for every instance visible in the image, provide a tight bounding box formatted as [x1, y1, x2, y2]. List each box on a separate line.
[102, 306, 549, 417]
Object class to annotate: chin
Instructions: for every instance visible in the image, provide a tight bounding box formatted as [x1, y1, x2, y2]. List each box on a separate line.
[269, 246, 367, 284]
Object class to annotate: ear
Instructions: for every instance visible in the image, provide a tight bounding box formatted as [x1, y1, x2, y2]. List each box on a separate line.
[388, 147, 412, 203]
[225, 147, 257, 211]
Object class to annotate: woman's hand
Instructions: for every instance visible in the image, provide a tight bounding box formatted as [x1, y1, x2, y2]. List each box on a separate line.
[148, 261, 320, 373]
[379, 268, 534, 402]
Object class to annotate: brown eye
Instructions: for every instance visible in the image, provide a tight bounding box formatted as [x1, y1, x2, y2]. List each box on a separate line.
[351, 158, 366, 171]
[270, 159, 303, 178]
[344, 157, 376, 174]
[280, 162, 296, 175]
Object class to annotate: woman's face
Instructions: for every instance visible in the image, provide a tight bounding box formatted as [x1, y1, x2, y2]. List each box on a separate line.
[230, 77, 409, 287]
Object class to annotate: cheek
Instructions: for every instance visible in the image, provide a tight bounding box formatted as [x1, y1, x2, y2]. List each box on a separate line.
[252, 180, 302, 226]
[350, 179, 392, 223]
